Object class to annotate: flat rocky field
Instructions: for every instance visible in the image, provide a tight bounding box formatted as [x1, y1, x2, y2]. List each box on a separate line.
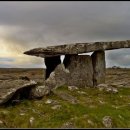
[0, 68, 130, 128]
[0, 68, 45, 83]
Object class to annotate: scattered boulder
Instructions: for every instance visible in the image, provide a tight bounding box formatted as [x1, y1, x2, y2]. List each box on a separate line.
[97, 84, 118, 93]
[102, 116, 112, 128]
[0, 80, 37, 105]
[45, 63, 70, 89]
[29, 85, 51, 99]
[68, 86, 79, 91]
[106, 87, 118, 93]
[97, 84, 109, 91]
[110, 88, 118, 93]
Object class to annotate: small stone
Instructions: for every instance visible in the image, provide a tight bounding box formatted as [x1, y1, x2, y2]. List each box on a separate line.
[20, 113, 25, 116]
[106, 87, 112, 92]
[51, 105, 62, 110]
[112, 87, 118, 93]
[106, 87, 118, 93]
[112, 105, 118, 109]
[0, 120, 3, 124]
[118, 115, 124, 120]
[120, 95, 123, 98]
[87, 119, 94, 125]
[0, 110, 9, 115]
[77, 91, 86, 94]
[99, 100, 105, 104]
[70, 116, 78, 120]
[29, 117, 35, 127]
[68, 86, 79, 91]
[45, 99, 53, 104]
[97, 84, 108, 91]
[62, 122, 74, 128]
[97, 84, 108, 88]
[102, 116, 112, 128]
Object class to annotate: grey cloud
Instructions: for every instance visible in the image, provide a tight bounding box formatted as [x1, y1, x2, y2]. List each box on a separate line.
[0, 2, 130, 67]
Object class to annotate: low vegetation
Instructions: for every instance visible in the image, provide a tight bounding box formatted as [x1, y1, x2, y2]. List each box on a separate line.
[0, 85, 130, 128]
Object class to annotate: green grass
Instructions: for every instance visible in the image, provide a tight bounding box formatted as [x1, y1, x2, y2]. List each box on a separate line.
[0, 86, 130, 128]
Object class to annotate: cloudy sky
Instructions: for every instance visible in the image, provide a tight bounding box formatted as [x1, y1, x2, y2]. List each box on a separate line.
[1, 1, 130, 68]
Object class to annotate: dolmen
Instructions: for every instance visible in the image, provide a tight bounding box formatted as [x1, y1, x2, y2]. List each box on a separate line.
[24, 40, 130, 88]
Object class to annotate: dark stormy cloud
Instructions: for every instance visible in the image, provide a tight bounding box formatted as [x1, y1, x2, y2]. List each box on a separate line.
[0, 1, 130, 68]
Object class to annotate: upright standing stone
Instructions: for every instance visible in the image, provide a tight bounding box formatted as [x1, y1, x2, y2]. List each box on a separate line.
[45, 56, 61, 79]
[63, 54, 93, 87]
[91, 51, 106, 86]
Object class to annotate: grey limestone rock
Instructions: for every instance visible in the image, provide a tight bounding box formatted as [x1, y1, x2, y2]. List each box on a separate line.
[0, 80, 37, 105]
[24, 40, 130, 58]
[92, 50, 106, 86]
[64, 54, 93, 87]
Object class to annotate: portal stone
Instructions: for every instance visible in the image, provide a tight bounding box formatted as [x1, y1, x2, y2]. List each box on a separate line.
[91, 50, 106, 86]
[45, 56, 61, 79]
[63, 54, 93, 87]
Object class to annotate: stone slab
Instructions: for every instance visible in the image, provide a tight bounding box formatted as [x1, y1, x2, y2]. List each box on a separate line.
[24, 40, 130, 58]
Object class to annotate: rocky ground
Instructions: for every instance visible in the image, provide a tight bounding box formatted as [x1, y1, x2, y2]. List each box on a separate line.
[0, 68, 130, 128]
[0, 68, 45, 84]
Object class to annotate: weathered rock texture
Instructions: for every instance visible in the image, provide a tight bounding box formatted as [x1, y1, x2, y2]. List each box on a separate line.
[45, 63, 70, 89]
[53, 91, 78, 104]
[45, 56, 61, 79]
[45, 55, 93, 88]
[24, 40, 130, 88]
[30, 85, 51, 99]
[64, 54, 93, 87]
[24, 40, 130, 58]
[92, 51, 106, 86]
